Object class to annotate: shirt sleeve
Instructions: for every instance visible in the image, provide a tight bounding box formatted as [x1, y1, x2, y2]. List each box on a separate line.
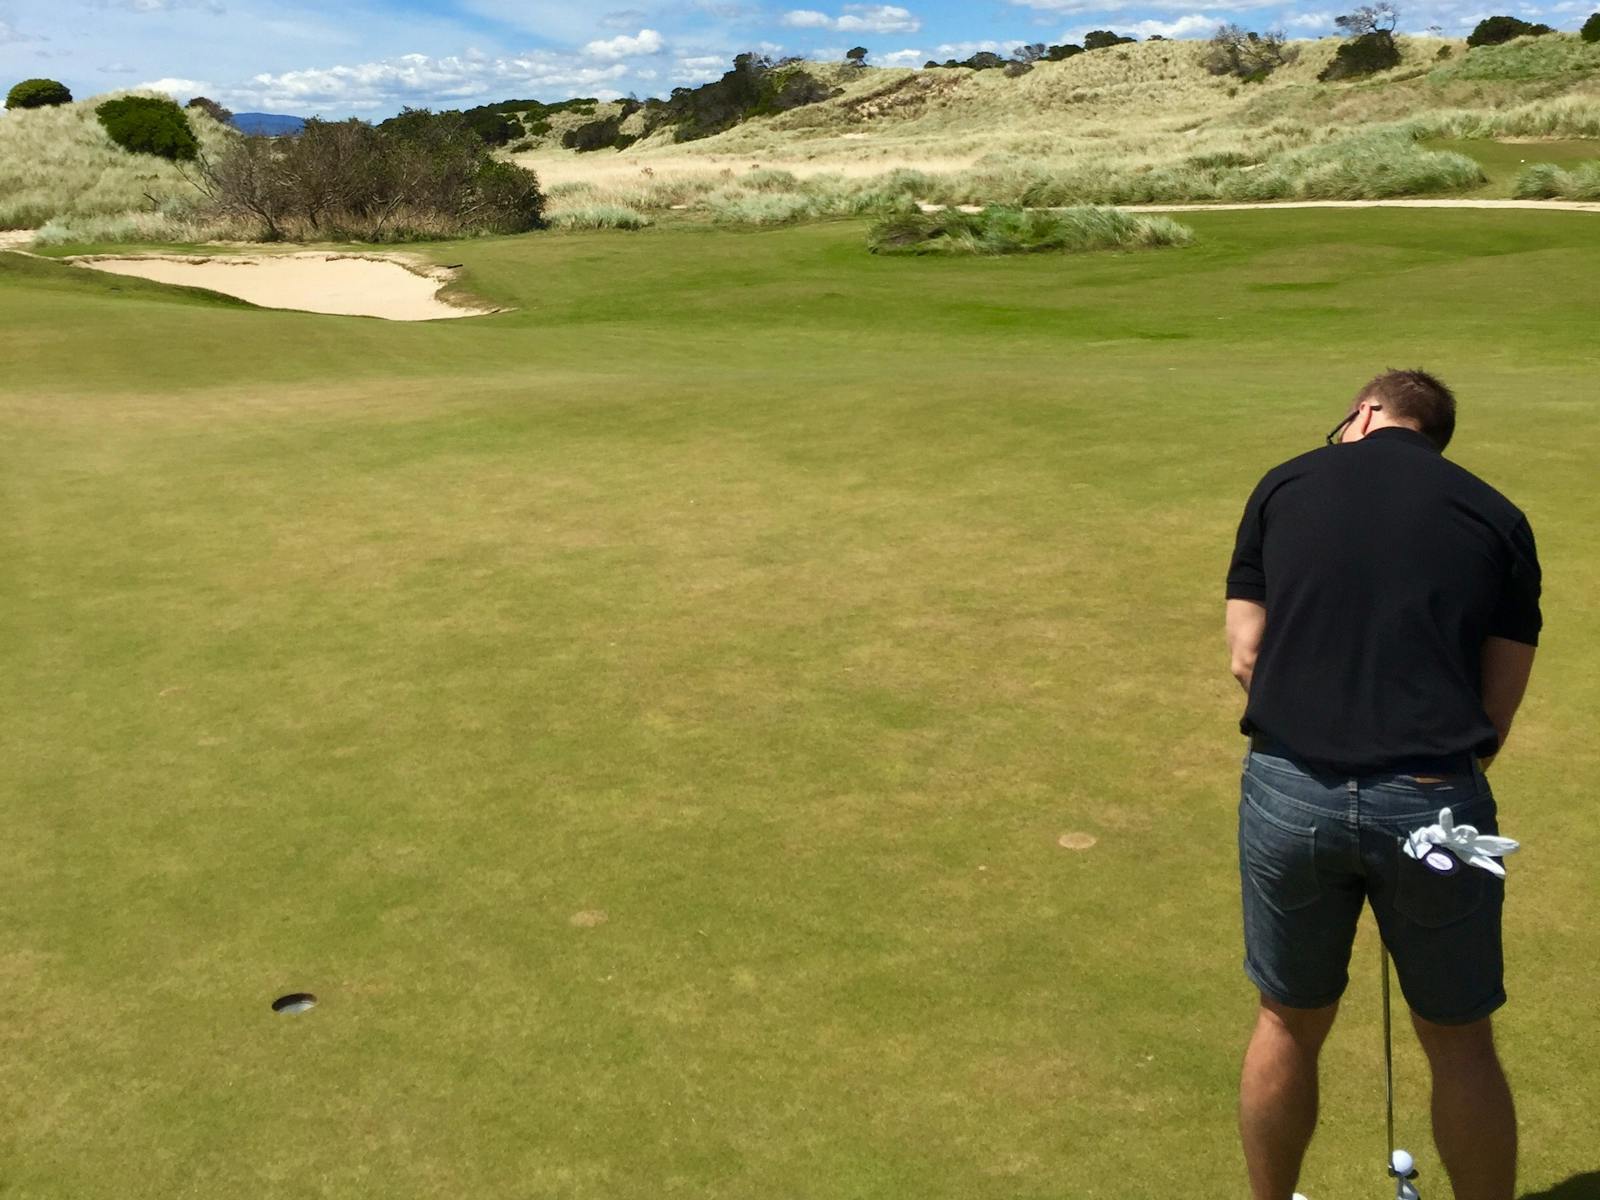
[1488, 515, 1542, 646]
[1226, 476, 1269, 603]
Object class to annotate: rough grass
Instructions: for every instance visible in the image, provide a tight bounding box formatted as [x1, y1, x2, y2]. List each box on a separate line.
[1513, 159, 1600, 197]
[868, 205, 1194, 254]
[3, 211, 1599, 1199]
[0, 93, 232, 231]
[540, 203, 653, 230]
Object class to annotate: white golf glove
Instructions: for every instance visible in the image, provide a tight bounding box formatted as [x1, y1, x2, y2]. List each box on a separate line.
[1402, 807, 1520, 878]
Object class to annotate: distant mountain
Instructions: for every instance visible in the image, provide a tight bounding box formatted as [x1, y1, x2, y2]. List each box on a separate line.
[231, 112, 306, 136]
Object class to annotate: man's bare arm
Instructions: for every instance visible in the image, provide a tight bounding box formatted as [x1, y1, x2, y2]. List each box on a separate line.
[1227, 599, 1267, 693]
[1481, 636, 1537, 762]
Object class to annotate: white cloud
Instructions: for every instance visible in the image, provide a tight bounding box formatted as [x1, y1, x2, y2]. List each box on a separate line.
[95, 0, 227, 12]
[930, 39, 1011, 57]
[583, 28, 664, 59]
[671, 53, 727, 82]
[231, 51, 633, 112]
[1011, 0, 1277, 11]
[781, 4, 920, 33]
[878, 47, 926, 65]
[135, 75, 209, 97]
[1127, 12, 1217, 36]
[1284, 10, 1335, 29]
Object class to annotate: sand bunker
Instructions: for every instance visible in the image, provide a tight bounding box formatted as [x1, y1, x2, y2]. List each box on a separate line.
[0, 230, 36, 251]
[70, 252, 495, 321]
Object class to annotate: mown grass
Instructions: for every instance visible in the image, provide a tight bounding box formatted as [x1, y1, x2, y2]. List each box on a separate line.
[2, 211, 1600, 1199]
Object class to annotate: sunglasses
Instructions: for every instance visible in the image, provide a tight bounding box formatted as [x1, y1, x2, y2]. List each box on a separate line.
[1326, 402, 1381, 446]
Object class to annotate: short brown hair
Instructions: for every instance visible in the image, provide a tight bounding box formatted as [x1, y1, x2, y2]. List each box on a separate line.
[1356, 369, 1456, 451]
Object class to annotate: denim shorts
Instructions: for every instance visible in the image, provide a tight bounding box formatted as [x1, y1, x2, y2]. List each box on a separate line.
[1239, 747, 1506, 1025]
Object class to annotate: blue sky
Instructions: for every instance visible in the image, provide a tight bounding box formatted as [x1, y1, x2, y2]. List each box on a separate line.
[0, 0, 1590, 117]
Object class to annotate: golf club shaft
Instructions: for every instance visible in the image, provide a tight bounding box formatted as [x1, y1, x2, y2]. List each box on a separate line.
[1382, 939, 1396, 1164]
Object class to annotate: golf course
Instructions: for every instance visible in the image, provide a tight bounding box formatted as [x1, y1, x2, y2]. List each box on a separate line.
[2, 206, 1597, 1197]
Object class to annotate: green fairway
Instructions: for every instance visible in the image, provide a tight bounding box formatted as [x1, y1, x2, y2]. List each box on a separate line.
[3, 212, 1598, 1199]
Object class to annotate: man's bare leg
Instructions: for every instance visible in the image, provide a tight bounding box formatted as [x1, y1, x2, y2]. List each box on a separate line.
[1411, 1013, 1517, 1200]
[1241, 995, 1340, 1200]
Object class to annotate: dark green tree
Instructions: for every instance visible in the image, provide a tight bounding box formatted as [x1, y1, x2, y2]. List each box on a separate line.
[1083, 29, 1137, 49]
[1582, 10, 1600, 40]
[1466, 14, 1554, 45]
[845, 46, 869, 66]
[95, 96, 200, 161]
[1320, 4, 1401, 80]
[6, 78, 72, 109]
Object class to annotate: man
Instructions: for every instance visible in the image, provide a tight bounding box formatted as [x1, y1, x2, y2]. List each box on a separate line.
[1224, 370, 1541, 1200]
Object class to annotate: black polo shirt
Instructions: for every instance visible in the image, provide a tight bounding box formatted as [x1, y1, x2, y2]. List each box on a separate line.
[1227, 426, 1541, 773]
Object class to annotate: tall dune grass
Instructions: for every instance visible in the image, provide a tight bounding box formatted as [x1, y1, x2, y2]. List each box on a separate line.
[1513, 159, 1600, 199]
[0, 95, 232, 231]
[868, 205, 1194, 255]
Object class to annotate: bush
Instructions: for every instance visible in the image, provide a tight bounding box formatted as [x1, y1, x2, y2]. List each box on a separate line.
[1319, 31, 1402, 80]
[1466, 15, 1554, 46]
[1582, 11, 1600, 41]
[7, 78, 73, 109]
[867, 206, 1193, 256]
[562, 116, 629, 153]
[186, 96, 233, 125]
[463, 108, 524, 147]
[203, 112, 546, 241]
[1204, 24, 1293, 79]
[95, 96, 200, 161]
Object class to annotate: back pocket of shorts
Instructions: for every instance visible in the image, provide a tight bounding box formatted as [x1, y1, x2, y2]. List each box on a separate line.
[1241, 791, 1321, 913]
[1395, 853, 1485, 929]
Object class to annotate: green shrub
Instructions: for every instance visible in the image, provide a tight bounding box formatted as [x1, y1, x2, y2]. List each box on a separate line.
[95, 96, 200, 161]
[1582, 12, 1600, 41]
[563, 116, 630, 153]
[1466, 15, 1554, 46]
[463, 108, 523, 147]
[6, 78, 72, 109]
[867, 206, 1193, 256]
[1319, 31, 1402, 80]
[468, 158, 547, 231]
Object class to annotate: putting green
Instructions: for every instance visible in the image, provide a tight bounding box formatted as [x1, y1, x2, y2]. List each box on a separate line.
[2, 211, 1597, 1199]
